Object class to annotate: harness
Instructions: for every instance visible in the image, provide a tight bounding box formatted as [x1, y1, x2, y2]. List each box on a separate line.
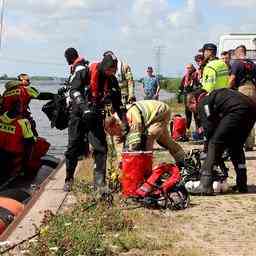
[127, 104, 148, 150]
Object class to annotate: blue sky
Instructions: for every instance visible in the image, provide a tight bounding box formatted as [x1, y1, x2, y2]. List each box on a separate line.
[0, 0, 255, 78]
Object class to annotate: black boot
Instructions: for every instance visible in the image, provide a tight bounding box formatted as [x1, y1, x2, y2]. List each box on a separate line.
[190, 174, 214, 196]
[236, 169, 248, 193]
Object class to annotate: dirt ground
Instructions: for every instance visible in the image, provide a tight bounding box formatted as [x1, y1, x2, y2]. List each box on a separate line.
[75, 141, 256, 256]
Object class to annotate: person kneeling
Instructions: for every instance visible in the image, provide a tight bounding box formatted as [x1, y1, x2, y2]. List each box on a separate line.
[186, 88, 256, 195]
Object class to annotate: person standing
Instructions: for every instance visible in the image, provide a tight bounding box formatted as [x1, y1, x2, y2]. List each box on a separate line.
[201, 43, 229, 93]
[142, 66, 160, 100]
[229, 45, 256, 151]
[178, 63, 200, 130]
[64, 48, 126, 194]
[63, 47, 91, 192]
[103, 51, 136, 105]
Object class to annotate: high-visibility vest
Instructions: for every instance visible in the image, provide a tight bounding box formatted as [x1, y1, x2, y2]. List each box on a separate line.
[0, 113, 34, 154]
[202, 59, 229, 93]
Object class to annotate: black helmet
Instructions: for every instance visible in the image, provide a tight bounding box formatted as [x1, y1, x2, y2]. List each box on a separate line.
[202, 43, 217, 53]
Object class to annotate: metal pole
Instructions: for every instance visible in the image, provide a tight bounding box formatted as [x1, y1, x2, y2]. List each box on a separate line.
[0, 0, 5, 50]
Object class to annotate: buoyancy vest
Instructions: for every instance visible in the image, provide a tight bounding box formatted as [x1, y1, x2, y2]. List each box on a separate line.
[0, 113, 34, 154]
[89, 62, 110, 102]
[202, 59, 229, 93]
[2, 83, 39, 114]
[135, 163, 181, 197]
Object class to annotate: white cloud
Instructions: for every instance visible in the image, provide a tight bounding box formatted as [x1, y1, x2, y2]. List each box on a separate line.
[2, 0, 255, 77]
[212, 0, 256, 8]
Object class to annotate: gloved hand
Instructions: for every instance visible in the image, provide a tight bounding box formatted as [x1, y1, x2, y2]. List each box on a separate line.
[58, 87, 68, 95]
[81, 104, 97, 125]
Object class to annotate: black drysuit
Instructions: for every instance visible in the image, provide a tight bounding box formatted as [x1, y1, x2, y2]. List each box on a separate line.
[65, 60, 124, 188]
[197, 88, 256, 191]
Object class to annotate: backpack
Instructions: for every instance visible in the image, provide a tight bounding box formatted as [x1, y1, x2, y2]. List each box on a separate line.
[241, 59, 256, 85]
[171, 115, 188, 142]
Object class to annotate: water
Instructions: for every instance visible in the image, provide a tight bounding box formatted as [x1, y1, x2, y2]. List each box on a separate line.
[0, 80, 174, 157]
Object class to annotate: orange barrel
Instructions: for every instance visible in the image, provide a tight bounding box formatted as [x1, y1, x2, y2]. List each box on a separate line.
[121, 151, 153, 197]
[0, 197, 24, 234]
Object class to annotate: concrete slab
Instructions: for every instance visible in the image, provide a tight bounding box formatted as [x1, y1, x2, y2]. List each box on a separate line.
[7, 163, 67, 243]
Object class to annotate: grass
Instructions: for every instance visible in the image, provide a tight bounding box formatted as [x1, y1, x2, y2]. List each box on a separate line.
[160, 78, 182, 93]
[165, 98, 185, 115]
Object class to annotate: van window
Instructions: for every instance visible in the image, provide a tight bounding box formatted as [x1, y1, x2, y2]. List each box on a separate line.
[246, 50, 256, 61]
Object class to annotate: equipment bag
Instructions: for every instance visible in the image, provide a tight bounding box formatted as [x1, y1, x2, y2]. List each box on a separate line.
[171, 115, 188, 141]
[42, 95, 69, 130]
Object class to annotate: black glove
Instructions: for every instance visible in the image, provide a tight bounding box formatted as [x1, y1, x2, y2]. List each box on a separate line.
[80, 104, 97, 126]
[58, 87, 68, 95]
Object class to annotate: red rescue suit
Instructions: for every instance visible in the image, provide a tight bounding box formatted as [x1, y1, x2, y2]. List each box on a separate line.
[0, 117, 26, 154]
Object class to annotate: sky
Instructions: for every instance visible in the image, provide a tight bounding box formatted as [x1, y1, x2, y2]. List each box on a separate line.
[0, 0, 256, 78]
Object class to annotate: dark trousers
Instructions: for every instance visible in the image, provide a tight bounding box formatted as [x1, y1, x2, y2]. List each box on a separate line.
[202, 112, 256, 190]
[183, 94, 199, 129]
[65, 111, 107, 187]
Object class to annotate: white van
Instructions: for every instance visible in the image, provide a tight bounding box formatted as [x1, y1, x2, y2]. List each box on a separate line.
[218, 33, 256, 62]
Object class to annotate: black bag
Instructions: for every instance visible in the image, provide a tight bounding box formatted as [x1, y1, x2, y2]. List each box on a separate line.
[42, 95, 69, 130]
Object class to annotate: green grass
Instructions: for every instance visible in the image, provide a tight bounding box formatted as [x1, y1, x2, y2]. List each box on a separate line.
[160, 78, 182, 93]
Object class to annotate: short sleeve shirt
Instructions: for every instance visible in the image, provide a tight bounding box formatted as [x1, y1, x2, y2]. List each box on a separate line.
[230, 59, 256, 87]
[143, 76, 159, 97]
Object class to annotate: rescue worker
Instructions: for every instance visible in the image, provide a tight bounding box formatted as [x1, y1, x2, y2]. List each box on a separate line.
[229, 45, 256, 151]
[103, 51, 136, 105]
[186, 88, 256, 195]
[1, 74, 55, 136]
[64, 48, 126, 193]
[0, 101, 35, 183]
[201, 43, 229, 93]
[178, 63, 200, 130]
[142, 67, 160, 100]
[105, 100, 186, 166]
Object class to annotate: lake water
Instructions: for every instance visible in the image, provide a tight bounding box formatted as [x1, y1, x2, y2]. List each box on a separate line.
[0, 80, 174, 157]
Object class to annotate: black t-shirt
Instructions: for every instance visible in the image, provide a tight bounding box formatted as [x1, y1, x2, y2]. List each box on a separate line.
[230, 59, 256, 87]
[197, 88, 256, 140]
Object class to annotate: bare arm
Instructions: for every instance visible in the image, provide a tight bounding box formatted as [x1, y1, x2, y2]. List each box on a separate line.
[228, 74, 236, 89]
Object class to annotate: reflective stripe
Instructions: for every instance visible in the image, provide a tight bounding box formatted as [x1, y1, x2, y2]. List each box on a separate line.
[238, 164, 246, 169]
[17, 119, 34, 139]
[0, 123, 16, 134]
[4, 89, 20, 97]
[126, 132, 141, 145]
[27, 86, 39, 98]
[204, 105, 210, 117]
[70, 65, 86, 82]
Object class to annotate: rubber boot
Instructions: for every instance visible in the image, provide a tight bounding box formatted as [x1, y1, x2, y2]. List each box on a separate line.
[189, 174, 214, 196]
[235, 169, 248, 193]
[93, 152, 107, 189]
